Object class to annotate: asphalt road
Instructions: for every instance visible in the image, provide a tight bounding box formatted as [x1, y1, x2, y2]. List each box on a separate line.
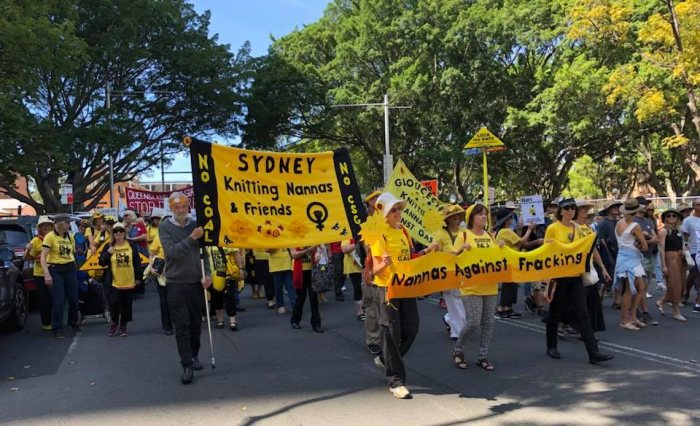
[1, 283, 699, 426]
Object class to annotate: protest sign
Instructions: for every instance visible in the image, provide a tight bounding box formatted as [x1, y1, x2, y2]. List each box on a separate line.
[521, 195, 545, 225]
[385, 234, 595, 299]
[124, 186, 195, 214]
[420, 180, 438, 196]
[384, 160, 444, 246]
[186, 137, 366, 249]
[80, 242, 149, 271]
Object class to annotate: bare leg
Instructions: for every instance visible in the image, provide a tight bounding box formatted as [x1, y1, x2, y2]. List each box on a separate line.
[621, 279, 633, 324]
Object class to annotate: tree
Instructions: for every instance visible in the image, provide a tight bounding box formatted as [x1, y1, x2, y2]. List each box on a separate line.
[0, 0, 250, 213]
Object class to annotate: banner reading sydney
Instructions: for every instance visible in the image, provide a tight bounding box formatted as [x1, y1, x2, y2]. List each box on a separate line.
[187, 138, 366, 249]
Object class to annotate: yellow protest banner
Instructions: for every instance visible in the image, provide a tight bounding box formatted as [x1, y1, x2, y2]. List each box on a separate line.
[186, 137, 366, 249]
[80, 242, 149, 271]
[385, 234, 595, 299]
[384, 159, 444, 246]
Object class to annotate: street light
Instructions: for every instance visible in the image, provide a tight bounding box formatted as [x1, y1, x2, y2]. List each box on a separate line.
[332, 93, 411, 184]
[105, 84, 174, 207]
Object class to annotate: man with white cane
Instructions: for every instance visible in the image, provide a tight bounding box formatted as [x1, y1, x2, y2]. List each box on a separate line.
[159, 192, 212, 384]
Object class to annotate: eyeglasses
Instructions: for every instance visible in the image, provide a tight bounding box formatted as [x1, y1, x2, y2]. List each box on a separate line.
[562, 205, 577, 211]
[113, 229, 125, 234]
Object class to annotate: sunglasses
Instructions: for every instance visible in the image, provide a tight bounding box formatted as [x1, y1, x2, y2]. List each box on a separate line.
[113, 229, 126, 234]
[666, 214, 678, 218]
[562, 205, 577, 211]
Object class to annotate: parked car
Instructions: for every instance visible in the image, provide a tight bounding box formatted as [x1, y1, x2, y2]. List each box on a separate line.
[0, 216, 38, 292]
[0, 231, 26, 331]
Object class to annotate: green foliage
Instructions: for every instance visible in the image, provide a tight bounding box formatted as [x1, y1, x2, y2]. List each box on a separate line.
[563, 155, 604, 199]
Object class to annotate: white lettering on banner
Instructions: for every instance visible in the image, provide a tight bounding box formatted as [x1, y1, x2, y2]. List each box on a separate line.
[124, 186, 195, 213]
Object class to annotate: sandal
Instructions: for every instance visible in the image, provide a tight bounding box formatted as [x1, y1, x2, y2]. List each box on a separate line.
[632, 319, 647, 328]
[452, 351, 468, 369]
[229, 322, 238, 331]
[216, 321, 224, 329]
[619, 322, 640, 331]
[356, 313, 365, 321]
[655, 300, 665, 314]
[477, 358, 495, 371]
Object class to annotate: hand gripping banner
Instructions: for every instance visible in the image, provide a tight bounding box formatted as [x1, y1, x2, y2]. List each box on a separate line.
[186, 137, 367, 249]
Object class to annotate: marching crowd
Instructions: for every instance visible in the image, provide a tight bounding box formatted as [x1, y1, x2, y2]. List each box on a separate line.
[21, 190, 700, 397]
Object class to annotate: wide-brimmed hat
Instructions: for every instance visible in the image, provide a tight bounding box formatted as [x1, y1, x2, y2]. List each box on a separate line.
[504, 201, 517, 210]
[112, 222, 126, 231]
[493, 207, 515, 229]
[375, 193, 407, 218]
[620, 198, 643, 214]
[678, 203, 692, 212]
[92, 211, 104, 219]
[576, 199, 594, 209]
[364, 189, 383, 204]
[53, 214, 71, 224]
[558, 198, 577, 209]
[104, 216, 116, 224]
[443, 204, 465, 221]
[37, 216, 53, 227]
[661, 208, 681, 221]
[603, 200, 622, 211]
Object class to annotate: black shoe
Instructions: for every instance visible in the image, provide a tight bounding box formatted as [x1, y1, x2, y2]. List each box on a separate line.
[312, 325, 324, 333]
[546, 348, 561, 359]
[367, 344, 382, 355]
[236, 305, 246, 312]
[291, 322, 301, 329]
[164, 329, 174, 336]
[192, 358, 204, 371]
[508, 311, 522, 319]
[589, 353, 614, 364]
[181, 367, 194, 384]
[53, 330, 65, 339]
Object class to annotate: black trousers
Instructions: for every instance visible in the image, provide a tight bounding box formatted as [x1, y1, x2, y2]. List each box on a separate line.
[157, 285, 173, 331]
[499, 283, 518, 307]
[107, 288, 134, 326]
[35, 276, 52, 327]
[348, 273, 362, 302]
[254, 260, 274, 301]
[331, 253, 345, 296]
[546, 277, 599, 356]
[291, 270, 320, 327]
[167, 283, 204, 367]
[209, 282, 237, 317]
[380, 291, 419, 388]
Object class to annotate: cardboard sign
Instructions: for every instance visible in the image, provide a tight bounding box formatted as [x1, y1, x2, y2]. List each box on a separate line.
[465, 127, 505, 149]
[521, 195, 545, 225]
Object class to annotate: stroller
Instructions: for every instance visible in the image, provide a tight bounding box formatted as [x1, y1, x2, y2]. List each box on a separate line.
[78, 270, 110, 324]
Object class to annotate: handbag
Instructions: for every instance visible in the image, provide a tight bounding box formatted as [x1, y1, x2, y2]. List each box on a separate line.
[582, 259, 599, 287]
[311, 262, 334, 293]
[684, 250, 696, 267]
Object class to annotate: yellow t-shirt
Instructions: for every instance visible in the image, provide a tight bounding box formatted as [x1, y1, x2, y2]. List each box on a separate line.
[370, 227, 412, 287]
[208, 247, 229, 290]
[496, 228, 521, 249]
[578, 223, 593, 238]
[110, 243, 136, 289]
[460, 229, 498, 296]
[147, 225, 158, 244]
[42, 231, 75, 264]
[341, 240, 362, 274]
[545, 221, 582, 244]
[268, 249, 291, 272]
[85, 227, 93, 238]
[149, 234, 165, 259]
[252, 249, 269, 261]
[433, 228, 468, 253]
[29, 236, 44, 276]
[295, 248, 314, 271]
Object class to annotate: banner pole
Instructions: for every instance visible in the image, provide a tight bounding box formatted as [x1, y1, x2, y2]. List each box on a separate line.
[483, 150, 490, 229]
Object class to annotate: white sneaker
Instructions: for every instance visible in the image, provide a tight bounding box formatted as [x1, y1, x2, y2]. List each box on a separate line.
[389, 385, 411, 399]
[646, 292, 653, 299]
[277, 306, 286, 315]
[656, 282, 667, 291]
[373, 356, 384, 369]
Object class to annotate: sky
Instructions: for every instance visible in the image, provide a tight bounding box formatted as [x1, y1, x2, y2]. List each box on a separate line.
[140, 0, 329, 182]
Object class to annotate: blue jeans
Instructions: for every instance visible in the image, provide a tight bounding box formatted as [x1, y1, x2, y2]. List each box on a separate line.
[49, 265, 79, 331]
[653, 251, 665, 285]
[272, 270, 295, 308]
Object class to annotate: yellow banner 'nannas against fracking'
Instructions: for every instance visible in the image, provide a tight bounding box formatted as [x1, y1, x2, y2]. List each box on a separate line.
[187, 137, 366, 249]
[385, 234, 596, 299]
[384, 159, 445, 246]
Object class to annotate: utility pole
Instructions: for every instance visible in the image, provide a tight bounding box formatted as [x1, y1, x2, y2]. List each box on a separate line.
[332, 93, 411, 184]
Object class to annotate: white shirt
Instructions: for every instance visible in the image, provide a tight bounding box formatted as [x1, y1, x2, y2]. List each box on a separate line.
[681, 215, 700, 253]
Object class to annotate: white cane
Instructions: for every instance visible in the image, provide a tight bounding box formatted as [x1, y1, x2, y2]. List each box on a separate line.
[200, 248, 216, 369]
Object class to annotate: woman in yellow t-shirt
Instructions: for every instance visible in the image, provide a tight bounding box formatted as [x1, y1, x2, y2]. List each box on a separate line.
[41, 214, 79, 337]
[341, 239, 364, 320]
[99, 222, 143, 337]
[453, 203, 503, 371]
[290, 246, 322, 331]
[25, 216, 55, 330]
[369, 193, 417, 400]
[427, 204, 467, 340]
[268, 248, 295, 314]
[543, 198, 612, 365]
[206, 247, 243, 331]
[493, 208, 535, 319]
